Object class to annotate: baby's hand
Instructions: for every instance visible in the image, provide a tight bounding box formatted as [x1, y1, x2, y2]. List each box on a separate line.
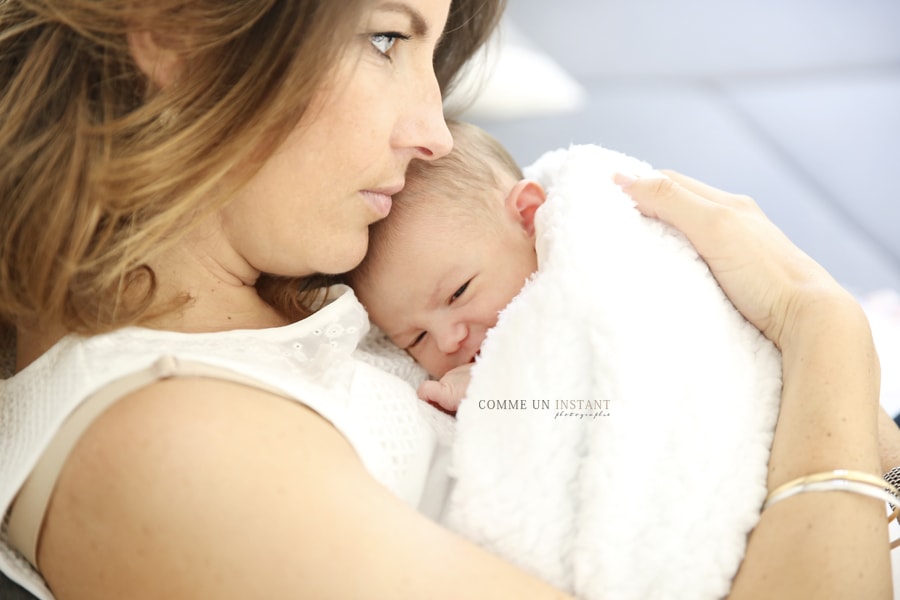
[417, 364, 473, 413]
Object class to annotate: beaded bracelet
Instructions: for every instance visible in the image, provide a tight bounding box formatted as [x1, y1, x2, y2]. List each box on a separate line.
[886, 466, 900, 549]
[884, 466, 900, 497]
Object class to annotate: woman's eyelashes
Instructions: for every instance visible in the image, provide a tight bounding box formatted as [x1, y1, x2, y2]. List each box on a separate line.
[369, 32, 410, 60]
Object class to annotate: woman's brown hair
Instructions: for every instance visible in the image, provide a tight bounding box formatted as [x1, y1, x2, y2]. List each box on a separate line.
[0, 0, 506, 333]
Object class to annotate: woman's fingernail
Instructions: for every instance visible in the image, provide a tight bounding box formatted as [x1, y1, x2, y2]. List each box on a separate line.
[613, 173, 638, 189]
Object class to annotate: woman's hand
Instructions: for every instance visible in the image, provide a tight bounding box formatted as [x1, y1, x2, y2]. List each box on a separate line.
[615, 171, 851, 350]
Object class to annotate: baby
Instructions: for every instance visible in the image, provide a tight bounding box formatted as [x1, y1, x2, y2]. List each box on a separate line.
[348, 121, 545, 412]
[348, 126, 898, 599]
[349, 122, 785, 599]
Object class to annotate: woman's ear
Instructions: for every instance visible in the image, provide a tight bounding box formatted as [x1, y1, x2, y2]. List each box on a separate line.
[504, 179, 546, 237]
[127, 30, 182, 90]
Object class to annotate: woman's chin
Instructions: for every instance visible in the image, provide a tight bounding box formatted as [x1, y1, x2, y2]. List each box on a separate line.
[321, 235, 370, 276]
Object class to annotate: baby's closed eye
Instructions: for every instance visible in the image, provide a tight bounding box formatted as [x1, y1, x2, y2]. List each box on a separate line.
[450, 280, 471, 302]
[407, 331, 426, 349]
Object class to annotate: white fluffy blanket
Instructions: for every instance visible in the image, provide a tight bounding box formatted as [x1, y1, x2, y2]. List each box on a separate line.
[439, 145, 783, 599]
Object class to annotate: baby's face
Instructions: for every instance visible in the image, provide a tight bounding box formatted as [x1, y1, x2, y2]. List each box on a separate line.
[356, 208, 538, 378]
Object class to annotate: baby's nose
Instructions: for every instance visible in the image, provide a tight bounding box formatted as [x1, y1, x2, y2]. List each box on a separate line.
[436, 321, 467, 354]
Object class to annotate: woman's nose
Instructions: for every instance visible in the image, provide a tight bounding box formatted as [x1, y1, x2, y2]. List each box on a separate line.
[396, 72, 453, 161]
[435, 321, 467, 354]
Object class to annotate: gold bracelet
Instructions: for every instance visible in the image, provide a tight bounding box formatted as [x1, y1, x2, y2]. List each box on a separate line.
[763, 469, 900, 511]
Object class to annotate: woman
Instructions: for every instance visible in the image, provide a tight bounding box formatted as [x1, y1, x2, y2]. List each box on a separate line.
[0, 1, 891, 599]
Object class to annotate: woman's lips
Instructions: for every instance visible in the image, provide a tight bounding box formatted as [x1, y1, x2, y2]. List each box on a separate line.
[360, 190, 393, 218]
[361, 184, 403, 219]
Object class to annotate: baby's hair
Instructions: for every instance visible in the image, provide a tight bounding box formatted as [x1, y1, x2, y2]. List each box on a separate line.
[403, 120, 523, 213]
[348, 121, 522, 290]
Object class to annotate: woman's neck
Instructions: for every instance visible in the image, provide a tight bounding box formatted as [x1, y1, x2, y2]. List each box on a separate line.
[148, 212, 295, 330]
[14, 284, 288, 372]
[140, 229, 291, 333]
[147, 283, 290, 333]
[15, 224, 294, 371]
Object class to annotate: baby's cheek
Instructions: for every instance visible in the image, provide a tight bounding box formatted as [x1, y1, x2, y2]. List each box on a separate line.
[417, 349, 445, 380]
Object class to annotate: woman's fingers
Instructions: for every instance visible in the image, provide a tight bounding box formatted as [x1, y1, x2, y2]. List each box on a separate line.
[613, 172, 732, 260]
[659, 170, 761, 210]
[613, 170, 842, 348]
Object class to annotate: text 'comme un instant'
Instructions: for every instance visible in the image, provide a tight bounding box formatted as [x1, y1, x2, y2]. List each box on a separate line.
[475, 398, 611, 419]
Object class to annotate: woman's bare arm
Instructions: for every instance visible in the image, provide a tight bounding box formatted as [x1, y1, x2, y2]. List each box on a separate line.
[731, 296, 888, 599]
[38, 378, 572, 600]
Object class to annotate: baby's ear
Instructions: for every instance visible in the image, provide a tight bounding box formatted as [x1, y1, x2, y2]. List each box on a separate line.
[505, 179, 546, 237]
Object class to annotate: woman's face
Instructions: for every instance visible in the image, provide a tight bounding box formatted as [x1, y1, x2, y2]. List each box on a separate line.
[222, 0, 454, 279]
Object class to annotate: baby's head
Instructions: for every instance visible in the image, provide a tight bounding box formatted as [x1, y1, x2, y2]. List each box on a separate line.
[350, 121, 545, 378]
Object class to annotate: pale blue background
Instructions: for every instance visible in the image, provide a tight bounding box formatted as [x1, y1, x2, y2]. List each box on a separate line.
[475, 0, 900, 297]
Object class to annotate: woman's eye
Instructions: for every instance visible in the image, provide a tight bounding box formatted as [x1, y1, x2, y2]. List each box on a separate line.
[370, 32, 407, 58]
[451, 281, 470, 302]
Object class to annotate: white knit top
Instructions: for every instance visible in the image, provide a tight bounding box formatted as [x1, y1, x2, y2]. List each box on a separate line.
[0, 285, 454, 599]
